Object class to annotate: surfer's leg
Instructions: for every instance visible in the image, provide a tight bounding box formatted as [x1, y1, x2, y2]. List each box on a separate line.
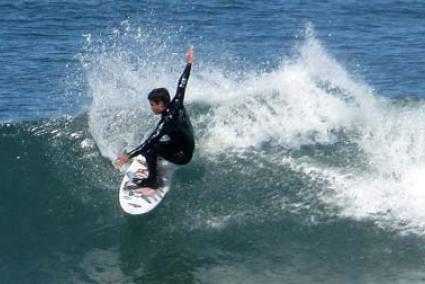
[156, 142, 192, 165]
[133, 146, 159, 188]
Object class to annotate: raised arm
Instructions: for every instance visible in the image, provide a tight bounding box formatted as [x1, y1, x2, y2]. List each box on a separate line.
[171, 47, 194, 106]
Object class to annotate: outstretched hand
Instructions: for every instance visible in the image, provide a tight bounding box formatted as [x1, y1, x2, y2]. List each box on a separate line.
[186, 47, 194, 64]
[115, 154, 129, 168]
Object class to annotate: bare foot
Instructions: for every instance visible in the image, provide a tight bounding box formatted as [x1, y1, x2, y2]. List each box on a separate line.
[135, 169, 148, 179]
[134, 187, 156, 196]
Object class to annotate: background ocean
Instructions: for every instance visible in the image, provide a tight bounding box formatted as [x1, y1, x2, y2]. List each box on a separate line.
[1, 1, 425, 283]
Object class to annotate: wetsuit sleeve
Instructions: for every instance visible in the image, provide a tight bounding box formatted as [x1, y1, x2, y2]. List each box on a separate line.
[127, 117, 167, 159]
[171, 63, 191, 107]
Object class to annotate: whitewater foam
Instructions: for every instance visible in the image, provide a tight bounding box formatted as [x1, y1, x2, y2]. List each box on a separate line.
[82, 23, 425, 236]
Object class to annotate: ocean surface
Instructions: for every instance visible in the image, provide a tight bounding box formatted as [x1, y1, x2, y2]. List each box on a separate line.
[2, 1, 425, 283]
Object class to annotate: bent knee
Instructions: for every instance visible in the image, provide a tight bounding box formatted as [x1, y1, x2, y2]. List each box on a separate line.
[174, 153, 192, 165]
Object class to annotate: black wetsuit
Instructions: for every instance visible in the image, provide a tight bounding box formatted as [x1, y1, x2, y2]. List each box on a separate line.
[127, 63, 194, 187]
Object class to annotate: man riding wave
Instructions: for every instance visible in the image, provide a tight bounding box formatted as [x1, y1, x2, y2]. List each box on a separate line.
[115, 47, 195, 196]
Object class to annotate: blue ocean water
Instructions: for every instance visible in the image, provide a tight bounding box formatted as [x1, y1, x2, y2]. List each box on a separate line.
[2, 1, 425, 283]
[1, 0, 425, 121]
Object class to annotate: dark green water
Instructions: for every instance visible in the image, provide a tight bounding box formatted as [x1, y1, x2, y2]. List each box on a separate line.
[2, 115, 425, 284]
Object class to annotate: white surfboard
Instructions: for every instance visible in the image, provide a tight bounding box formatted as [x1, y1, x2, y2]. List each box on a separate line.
[119, 155, 170, 215]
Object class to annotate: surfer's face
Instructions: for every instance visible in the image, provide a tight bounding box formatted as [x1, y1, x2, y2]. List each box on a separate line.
[149, 100, 166, 114]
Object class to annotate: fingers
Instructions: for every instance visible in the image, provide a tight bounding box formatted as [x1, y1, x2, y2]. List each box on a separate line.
[114, 156, 125, 168]
[186, 46, 195, 63]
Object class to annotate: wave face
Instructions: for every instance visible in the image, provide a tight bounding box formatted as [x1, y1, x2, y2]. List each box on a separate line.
[83, 24, 425, 236]
[3, 23, 425, 283]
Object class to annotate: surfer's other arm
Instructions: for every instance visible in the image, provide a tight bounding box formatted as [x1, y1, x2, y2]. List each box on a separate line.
[115, 118, 168, 167]
[127, 118, 167, 158]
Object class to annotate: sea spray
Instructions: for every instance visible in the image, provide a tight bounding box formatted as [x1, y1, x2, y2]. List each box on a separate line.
[81, 23, 425, 235]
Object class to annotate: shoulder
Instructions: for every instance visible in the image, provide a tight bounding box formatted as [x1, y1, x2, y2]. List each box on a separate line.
[162, 107, 175, 122]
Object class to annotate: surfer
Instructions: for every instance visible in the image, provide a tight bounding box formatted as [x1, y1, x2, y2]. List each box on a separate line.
[115, 47, 195, 195]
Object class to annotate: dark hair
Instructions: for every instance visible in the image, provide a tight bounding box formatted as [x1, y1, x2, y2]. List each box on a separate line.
[148, 88, 170, 105]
